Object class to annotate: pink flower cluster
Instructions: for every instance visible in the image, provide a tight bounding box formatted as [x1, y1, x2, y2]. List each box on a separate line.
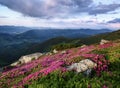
[98, 43, 113, 49]
[81, 53, 97, 58]
[0, 43, 113, 88]
[14, 60, 66, 87]
[92, 55, 109, 76]
[80, 45, 95, 53]
[80, 53, 109, 76]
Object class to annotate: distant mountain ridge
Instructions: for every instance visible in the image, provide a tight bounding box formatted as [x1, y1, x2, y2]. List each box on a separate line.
[0, 26, 112, 47]
[0, 26, 112, 35]
[0, 26, 113, 67]
[0, 26, 31, 34]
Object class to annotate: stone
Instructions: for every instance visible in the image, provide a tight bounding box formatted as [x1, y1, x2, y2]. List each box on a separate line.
[45, 52, 52, 55]
[83, 69, 92, 76]
[53, 49, 58, 54]
[11, 61, 20, 66]
[61, 50, 66, 54]
[10, 53, 43, 66]
[67, 59, 97, 73]
[100, 39, 109, 45]
[81, 45, 87, 48]
[19, 53, 43, 64]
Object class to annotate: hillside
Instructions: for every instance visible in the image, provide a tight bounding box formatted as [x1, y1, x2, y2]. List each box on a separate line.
[0, 29, 119, 67]
[0, 40, 120, 88]
[80, 29, 120, 45]
[0, 28, 112, 67]
[26, 29, 120, 52]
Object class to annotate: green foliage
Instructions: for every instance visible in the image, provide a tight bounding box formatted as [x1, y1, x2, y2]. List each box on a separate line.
[92, 49, 108, 54]
[27, 42, 120, 88]
[28, 71, 89, 88]
[27, 69, 120, 88]
[51, 43, 76, 50]
[51, 40, 82, 51]
[80, 30, 120, 45]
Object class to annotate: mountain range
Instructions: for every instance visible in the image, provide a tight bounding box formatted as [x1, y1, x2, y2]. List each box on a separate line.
[0, 26, 112, 46]
[0, 26, 115, 67]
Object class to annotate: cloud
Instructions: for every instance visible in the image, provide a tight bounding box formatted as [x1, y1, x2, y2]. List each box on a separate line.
[0, 16, 8, 18]
[107, 18, 120, 23]
[89, 4, 120, 15]
[0, 0, 92, 18]
[0, 0, 120, 18]
[0, 0, 45, 17]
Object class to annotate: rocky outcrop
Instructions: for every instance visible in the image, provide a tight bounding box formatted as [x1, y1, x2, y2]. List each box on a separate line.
[61, 50, 66, 54]
[67, 59, 97, 73]
[53, 49, 58, 54]
[11, 53, 43, 66]
[10, 62, 20, 66]
[45, 52, 52, 55]
[100, 39, 109, 45]
[81, 45, 87, 48]
[19, 53, 42, 63]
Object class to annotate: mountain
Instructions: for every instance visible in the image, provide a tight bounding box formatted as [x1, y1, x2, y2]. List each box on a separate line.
[25, 29, 120, 52]
[0, 28, 112, 46]
[0, 26, 31, 34]
[0, 33, 16, 46]
[16, 29, 89, 43]
[15, 29, 112, 43]
[0, 26, 112, 35]
[0, 28, 113, 67]
[20, 29, 112, 38]
[79, 29, 120, 45]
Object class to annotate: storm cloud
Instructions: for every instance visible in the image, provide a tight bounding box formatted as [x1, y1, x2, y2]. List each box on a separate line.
[0, 0, 120, 18]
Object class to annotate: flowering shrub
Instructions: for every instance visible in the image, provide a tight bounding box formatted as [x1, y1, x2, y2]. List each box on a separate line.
[98, 43, 113, 49]
[0, 42, 119, 88]
[92, 55, 109, 76]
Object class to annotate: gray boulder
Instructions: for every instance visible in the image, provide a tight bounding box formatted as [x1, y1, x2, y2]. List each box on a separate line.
[11, 53, 43, 66]
[67, 59, 97, 73]
[53, 49, 58, 54]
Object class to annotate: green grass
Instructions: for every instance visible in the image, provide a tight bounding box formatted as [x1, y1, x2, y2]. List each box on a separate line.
[0, 40, 120, 88]
[26, 43, 120, 88]
[27, 70, 120, 88]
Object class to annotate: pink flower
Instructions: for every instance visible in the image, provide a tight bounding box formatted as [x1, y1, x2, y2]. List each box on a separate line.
[102, 85, 108, 88]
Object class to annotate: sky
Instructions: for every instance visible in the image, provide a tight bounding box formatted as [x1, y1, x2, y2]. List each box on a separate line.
[0, 0, 120, 30]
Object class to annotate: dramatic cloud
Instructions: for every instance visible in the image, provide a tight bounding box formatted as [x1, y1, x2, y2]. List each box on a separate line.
[89, 4, 120, 15]
[0, 0, 120, 18]
[108, 18, 120, 23]
[0, 0, 93, 18]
